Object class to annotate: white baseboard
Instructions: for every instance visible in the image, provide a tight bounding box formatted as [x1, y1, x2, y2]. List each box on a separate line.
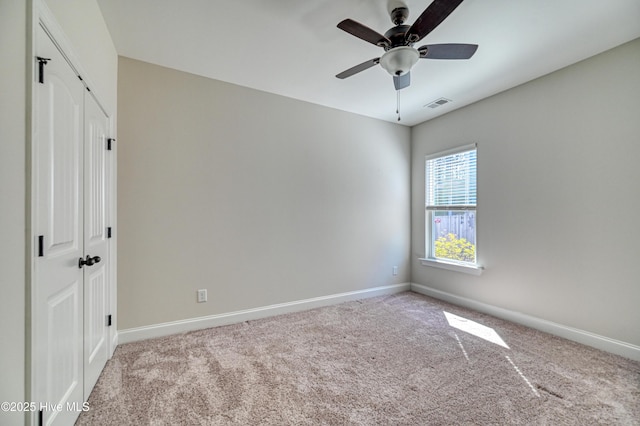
[410, 283, 640, 362]
[118, 283, 411, 344]
[110, 332, 118, 357]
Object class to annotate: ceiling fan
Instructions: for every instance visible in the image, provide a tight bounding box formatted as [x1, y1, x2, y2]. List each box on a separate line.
[336, 0, 478, 91]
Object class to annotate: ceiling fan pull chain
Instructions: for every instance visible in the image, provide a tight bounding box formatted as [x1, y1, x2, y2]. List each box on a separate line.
[396, 90, 401, 122]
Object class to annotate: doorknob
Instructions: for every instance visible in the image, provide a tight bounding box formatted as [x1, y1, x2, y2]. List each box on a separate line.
[78, 255, 101, 268]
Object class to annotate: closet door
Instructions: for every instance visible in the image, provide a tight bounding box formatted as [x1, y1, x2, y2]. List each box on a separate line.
[83, 94, 110, 397]
[33, 25, 85, 426]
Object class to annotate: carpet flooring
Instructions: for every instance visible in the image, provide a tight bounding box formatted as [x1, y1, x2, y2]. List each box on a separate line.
[76, 292, 640, 425]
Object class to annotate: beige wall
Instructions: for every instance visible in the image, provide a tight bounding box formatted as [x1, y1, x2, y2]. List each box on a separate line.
[0, 1, 27, 425]
[411, 38, 640, 347]
[117, 58, 411, 329]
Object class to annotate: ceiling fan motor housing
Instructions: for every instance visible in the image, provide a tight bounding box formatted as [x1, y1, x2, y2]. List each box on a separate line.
[384, 25, 412, 49]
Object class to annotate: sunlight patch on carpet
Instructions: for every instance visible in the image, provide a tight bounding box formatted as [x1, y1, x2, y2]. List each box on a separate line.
[453, 332, 470, 361]
[506, 355, 540, 397]
[444, 311, 510, 349]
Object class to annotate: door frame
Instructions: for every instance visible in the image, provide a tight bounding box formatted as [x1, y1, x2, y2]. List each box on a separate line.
[28, 1, 117, 424]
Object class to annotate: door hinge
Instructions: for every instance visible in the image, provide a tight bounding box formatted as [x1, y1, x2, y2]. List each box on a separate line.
[36, 57, 51, 84]
[107, 227, 112, 238]
[38, 235, 44, 257]
[107, 138, 115, 151]
[107, 314, 112, 327]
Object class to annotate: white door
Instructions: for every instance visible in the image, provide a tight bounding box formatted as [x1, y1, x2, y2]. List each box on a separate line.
[34, 25, 85, 426]
[83, 94, 110, 397]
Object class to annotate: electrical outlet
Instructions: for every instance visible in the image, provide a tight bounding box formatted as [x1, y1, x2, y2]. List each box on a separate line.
[197, 289, 207, 303]
[393, 266, 398, 276]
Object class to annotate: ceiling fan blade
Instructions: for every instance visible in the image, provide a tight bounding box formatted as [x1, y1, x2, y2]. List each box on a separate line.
[336, 58, 380, 79]
[405, 0, 465, 44]
[393, 72, 411, 90]
[418, 43, 478, 59]
[337, 19, 391, 48]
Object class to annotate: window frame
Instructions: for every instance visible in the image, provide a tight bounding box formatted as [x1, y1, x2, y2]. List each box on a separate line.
[421, 143, 483, 275]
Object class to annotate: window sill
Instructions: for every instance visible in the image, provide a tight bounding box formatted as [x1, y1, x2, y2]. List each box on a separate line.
[419, 258, 484, 276]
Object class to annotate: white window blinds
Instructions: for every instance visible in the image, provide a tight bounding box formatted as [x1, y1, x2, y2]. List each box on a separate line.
[426, 144, 477, 211]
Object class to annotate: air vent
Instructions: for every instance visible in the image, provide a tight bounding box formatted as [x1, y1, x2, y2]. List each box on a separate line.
[425, 97, 452, 109]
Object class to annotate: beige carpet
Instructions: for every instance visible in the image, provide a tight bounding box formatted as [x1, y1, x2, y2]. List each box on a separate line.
[76, 292, 640, 425]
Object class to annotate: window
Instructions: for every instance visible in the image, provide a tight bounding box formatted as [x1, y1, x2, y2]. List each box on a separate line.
[424, 144, 480, 272]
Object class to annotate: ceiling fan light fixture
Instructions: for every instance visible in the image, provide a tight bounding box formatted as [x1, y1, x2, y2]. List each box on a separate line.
[380, 46, 419, 77]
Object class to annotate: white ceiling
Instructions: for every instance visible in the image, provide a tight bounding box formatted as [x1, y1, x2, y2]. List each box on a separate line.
[97, 0, 640, 127]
